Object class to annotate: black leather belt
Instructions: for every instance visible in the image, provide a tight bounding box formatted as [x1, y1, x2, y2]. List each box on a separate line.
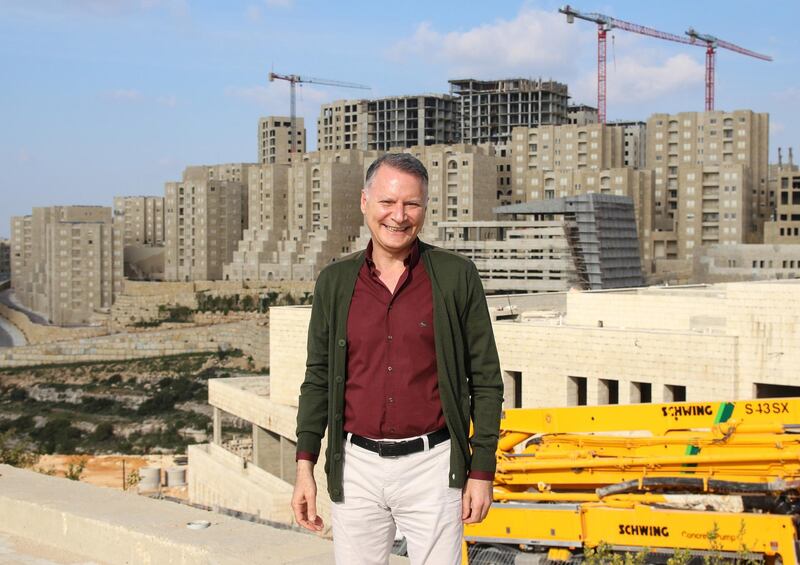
[347, 428, 450, 458]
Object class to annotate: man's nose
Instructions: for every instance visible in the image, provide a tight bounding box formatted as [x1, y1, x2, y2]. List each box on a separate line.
[390, 203, 405, 223]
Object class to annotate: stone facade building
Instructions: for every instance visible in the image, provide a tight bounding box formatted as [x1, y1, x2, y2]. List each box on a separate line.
[645, 110, 769, 279]
[164, 167, 245, 282]
[188, 279, 800, 531]
[112, 196, 165, 246]
[258, 116, 305, 165]
[10, 206, 123, 325]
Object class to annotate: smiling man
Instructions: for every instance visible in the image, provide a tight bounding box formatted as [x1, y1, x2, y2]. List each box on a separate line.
[291, 153, 503, 565]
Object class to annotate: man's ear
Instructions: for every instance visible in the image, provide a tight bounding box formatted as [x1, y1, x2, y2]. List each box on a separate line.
[360, 190, 367, 214]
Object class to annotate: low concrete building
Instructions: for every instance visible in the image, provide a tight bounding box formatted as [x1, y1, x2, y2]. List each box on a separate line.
[495, 194, 644, 290]
[692, 243, 800, 283]
[190, 278, 800, 527]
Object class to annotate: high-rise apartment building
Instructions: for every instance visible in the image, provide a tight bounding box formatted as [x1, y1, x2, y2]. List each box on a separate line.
[258, 116, 305, 165]
[645, 110, 769, 277]
[223, 163, 291, 281]
[164, 167, 245, 281]
[112, 196, 165, 246]
[11, 206, 123, 325]
[0, 239, 10, 280]
[407, 144, 504, 233]
[449, 78, 570, 146]
[317, 95, 459, 152]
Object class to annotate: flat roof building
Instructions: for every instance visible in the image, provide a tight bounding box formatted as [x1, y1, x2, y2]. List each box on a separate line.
[317, 94, 459, 152]
[258, 116, 305, 165]
[449, 78, 570, 146]
[10, 206, 123, 325]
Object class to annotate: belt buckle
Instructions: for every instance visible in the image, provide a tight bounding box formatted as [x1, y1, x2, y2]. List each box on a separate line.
[377, 440, 404, 458]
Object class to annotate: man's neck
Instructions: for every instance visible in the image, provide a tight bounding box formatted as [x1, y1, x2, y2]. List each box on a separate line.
[370, 245, 410, 274]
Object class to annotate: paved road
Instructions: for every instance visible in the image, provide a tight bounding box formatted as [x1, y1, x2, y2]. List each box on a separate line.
[0, 289, 48, 325]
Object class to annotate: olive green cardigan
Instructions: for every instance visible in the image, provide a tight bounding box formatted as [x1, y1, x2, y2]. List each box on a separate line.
[295, 241, 503, 502]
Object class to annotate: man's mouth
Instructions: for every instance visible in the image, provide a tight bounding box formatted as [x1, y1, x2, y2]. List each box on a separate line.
[383, 225, 408, 233]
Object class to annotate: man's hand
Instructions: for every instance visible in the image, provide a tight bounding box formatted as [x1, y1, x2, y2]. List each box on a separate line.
[291, 460, 324, 532]
[461, 478, 493, 524]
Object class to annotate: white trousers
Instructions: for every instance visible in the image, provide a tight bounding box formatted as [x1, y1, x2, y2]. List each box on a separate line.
[332, 436, 463, 565]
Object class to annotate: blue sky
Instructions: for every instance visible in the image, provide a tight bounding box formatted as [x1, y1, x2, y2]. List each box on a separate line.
[1, 0, 798, 238]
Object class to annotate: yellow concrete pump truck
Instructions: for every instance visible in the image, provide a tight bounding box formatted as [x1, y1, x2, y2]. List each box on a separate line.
[463, 398, 800, 564]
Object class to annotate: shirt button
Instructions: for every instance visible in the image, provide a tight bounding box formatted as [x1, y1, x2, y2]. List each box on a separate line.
[335, 375, 343, 383]
[334, 453, 341, 461]
[388, 397, 394, 403]
[389, 427, 396, 433]
[387, 366, 393, 372]
[337, 339, 346, 347]
[387, 335, 393, 341]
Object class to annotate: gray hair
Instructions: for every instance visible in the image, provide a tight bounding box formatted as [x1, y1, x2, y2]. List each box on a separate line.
[364, 153, 429, 199]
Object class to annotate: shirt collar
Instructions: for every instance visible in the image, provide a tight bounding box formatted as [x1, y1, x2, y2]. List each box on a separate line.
[365, 238, 420, 273]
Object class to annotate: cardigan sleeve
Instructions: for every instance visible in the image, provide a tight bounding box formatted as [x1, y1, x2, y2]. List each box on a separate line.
[462, 261, 504, 476]
[295, 269, 331, 460]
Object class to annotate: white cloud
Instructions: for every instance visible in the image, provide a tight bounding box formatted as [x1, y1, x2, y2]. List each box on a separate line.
[390, 8, 591, 78]
[598, 53, 704, 104]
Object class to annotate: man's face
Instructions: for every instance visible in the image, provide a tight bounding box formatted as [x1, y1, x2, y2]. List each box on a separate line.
[361, 164, 427, 257]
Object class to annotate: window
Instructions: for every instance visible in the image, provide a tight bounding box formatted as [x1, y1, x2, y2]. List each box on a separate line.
[599, 379, 619, 405]
[567, 376, 587, 406]
[631, 381, 652, 403]
[665, 385, 686, 402]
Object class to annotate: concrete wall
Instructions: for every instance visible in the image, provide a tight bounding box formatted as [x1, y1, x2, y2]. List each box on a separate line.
[0, 303, 108, 345]
[493, 322, 738, 406]
[188, 443, 298, 525]
[0, 319, 269, 369]
[270, 306, 313, 407]
[0, 463, 356, 564]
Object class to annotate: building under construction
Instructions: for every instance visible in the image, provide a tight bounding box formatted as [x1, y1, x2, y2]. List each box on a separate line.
[448, 78, 569, 146]
[436, 194, 643, 293]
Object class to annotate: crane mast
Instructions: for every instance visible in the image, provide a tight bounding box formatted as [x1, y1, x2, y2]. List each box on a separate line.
[268, 72, 370, 158]
[685, 28, 772, 111]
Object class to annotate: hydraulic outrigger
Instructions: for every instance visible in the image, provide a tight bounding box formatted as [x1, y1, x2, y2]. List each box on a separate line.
[463, 398, 800, 564]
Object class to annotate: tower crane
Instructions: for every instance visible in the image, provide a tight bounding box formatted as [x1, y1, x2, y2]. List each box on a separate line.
[560, 5, 696, 124]
[559, 6, 773, 121]
[268, 72, 370, 157]
[685, 28, 772, 112]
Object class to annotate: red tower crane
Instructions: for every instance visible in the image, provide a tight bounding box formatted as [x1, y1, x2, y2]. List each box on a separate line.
[268, 72, 370, 156]
[560, 5, 696, 124]
[685, 28, 772, 112]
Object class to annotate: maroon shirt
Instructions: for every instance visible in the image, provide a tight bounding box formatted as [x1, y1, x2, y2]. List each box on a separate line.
[343, 239, 446, 439]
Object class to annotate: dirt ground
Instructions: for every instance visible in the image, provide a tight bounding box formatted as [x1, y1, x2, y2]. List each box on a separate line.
[34, 454, 189, 499]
